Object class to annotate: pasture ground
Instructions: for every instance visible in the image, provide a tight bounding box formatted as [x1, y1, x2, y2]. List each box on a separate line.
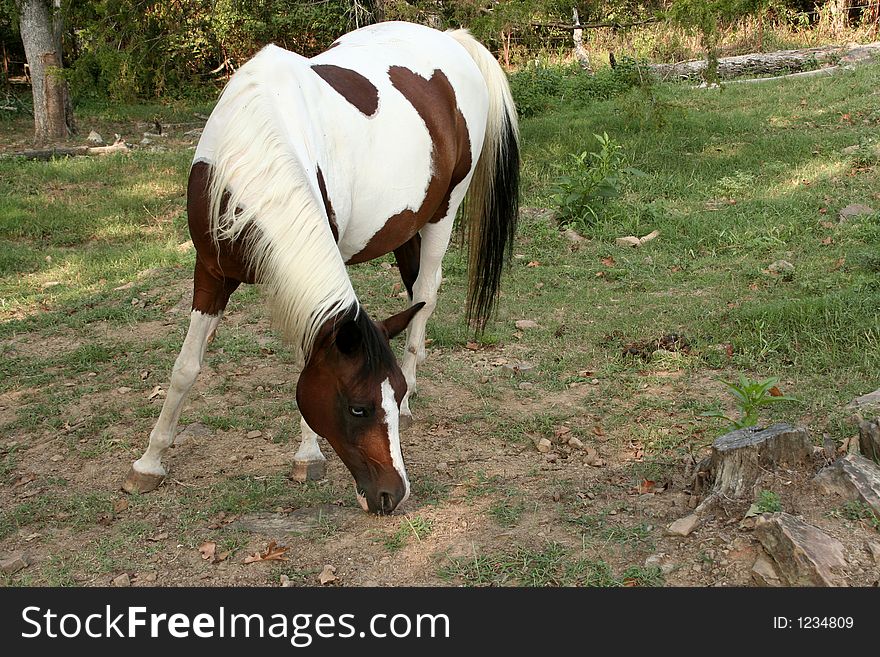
[1, 63, 879, 587]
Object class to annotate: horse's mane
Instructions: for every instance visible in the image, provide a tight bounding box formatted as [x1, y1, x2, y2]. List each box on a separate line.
[205, 45, 357, 357]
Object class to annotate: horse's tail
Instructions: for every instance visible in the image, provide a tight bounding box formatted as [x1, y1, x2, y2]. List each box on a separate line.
[448, 28, 520, 330]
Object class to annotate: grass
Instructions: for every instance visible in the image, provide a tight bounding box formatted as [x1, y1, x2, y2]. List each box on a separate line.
[2, 60, 879, 585]
[437, 542, 663, 587]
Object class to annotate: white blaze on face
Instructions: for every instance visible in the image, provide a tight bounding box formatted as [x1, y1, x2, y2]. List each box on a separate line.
[381, 378, 410, 505]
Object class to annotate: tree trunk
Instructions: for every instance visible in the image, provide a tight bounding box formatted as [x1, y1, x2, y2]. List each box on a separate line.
[18, 0, 73, 143]
[571, 8, 592, 73]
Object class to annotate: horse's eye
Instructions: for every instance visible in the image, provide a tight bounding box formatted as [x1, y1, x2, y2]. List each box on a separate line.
[349, 406, 370, 418]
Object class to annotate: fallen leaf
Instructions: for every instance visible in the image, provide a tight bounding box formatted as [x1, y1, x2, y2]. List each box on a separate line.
[830, 257, 845, 271]
[147, 385, 165, 400]
[601, 256, 616, 267]
[820, 220, 834, 229]
[554, 426, 571, 441]
[638, 479, 656, 494]
[318, 564, 338, 585]
[526, 260, 540, 268]
[113, 498, 129, 514]
[199, 541, 217, 562]
[768, 386, 783, 397]
[592, 425, 605, 437]
[465, 341, 480, 351]
[243, 540, 289, 564]
[819, 207, 827, 214]
[147, 532, 169, 542]
[820, 236, 833, 245]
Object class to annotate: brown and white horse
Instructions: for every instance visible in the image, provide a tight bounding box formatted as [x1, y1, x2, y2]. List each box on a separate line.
[121, 22, 519, 514]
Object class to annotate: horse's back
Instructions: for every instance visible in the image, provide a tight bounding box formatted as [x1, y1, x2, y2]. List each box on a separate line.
[193, 22, 490, 265]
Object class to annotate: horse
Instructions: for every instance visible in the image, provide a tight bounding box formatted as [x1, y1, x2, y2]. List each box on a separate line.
[121, 21, 519, 514]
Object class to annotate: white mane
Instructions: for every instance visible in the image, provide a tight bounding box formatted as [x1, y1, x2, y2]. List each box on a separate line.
[204, 49, 357, 355]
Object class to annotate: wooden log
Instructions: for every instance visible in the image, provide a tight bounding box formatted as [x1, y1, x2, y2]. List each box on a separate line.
[7, 137, 128, 161]
[697, 423, 813, 501]
[651, 45, 844, 81]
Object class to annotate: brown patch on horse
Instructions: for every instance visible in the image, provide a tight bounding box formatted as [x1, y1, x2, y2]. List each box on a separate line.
[188, 162, 256, 314]
[312, 64, 379, 117]
[346, 67, 472, 265]
[316, 165, 339, 242]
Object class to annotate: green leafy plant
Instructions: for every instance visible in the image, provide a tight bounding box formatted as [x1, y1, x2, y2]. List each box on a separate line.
[550, 133, 643, 231]
[702, 375, 796, 430]
[745, 489, 782, 517]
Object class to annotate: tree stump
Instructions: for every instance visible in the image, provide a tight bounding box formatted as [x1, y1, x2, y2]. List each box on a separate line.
[695, 423, 813, 502]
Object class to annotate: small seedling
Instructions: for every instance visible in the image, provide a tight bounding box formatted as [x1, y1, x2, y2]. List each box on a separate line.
[702, 375, 796, 430]
[745, 489, 782, 517]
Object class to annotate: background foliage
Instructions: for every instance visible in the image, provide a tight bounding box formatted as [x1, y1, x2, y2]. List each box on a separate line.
[1, 1, 878, 100]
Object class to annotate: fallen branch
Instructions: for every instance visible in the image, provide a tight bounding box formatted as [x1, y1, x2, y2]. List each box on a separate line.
[6, 137, 129, 161]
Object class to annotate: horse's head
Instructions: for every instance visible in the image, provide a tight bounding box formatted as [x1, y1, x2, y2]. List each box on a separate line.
[296, 303, 424, 514]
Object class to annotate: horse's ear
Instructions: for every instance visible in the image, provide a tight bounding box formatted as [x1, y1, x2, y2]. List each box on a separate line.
[380, 302, 426, 340]
[335, 319, 363, 355]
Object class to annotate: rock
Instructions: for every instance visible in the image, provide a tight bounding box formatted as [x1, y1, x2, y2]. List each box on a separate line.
[50, 454, 63, 462]
[751, 552, 783, 586]
[567, 436, 584, 449]
[768, 259, 794, 274]
[183, 128, 203, 138]
[700, 423, 812, 499]
[0, 553, 30, 575]
[87, 130, 103, 144]
[841, 144, 860, 155]
[838, 203, 874, 222]
[846, 388, 880, 420]
[116, 386, 132, 394]
[615, 236, 642, 248]
[140, 137, 152, 146]
[318, 564, 337, 585]
[279, 575, 296, 587]
[644, 553, 675, 575]
[246, 430, 263, 439]
[813, 454, 880, 514]
[174, 422, 211, 446]
[515, 319, 539, 330]
[666, 513, 701, 537]
[502, 360, 535, 374]
[112, 573, 131, 587]
[754, 513, 847, 586]
[563, 228, 584, 243]
[517, 382, 533, 390]
[535, 437, 552, 453]
[866, 541, 880, 564]
[858, 418, 880, 464]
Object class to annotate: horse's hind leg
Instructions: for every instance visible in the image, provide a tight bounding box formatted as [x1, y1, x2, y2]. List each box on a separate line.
[122, 266, 238, 493]
[291, 417, 326, 482]
[395, 209, 460, 429]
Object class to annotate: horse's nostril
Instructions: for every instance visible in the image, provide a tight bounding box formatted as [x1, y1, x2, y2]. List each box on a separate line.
[379, 491, 395, 514]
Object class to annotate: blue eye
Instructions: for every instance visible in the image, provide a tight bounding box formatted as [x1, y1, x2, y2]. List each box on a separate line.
[349, 406, 370, 418]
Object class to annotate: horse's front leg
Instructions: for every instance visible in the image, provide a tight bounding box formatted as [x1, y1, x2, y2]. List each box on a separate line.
[291, 417, 327, 481]
[122, 309, 221, 493]
[394, 217, 457, 429]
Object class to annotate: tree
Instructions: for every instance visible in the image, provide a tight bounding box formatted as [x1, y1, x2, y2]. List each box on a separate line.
[17, 0, 73, 143]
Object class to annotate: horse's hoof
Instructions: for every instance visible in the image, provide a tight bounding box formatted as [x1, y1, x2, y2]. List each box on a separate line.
[121, 466, 165, 494]
[291, 459, 326, 482]
[399, 412, 414, 430]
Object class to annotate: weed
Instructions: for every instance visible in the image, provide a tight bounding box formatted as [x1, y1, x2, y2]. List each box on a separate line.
[702, 375, 796, 430]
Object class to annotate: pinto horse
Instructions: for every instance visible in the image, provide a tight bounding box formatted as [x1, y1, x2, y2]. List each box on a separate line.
[121, 22, 519, 514]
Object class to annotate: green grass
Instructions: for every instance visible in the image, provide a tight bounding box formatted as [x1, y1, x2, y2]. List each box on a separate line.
[382, 515, 433, 552]
[2, 62, 880, 586]
[437, 542, 663, 587]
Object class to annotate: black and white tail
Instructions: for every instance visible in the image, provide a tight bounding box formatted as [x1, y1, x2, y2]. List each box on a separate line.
[448, 29, 520, 330]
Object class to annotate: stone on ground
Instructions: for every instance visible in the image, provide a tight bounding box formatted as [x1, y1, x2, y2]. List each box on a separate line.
[813, 454, 880, 514]
[753, 512, 847, 586]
